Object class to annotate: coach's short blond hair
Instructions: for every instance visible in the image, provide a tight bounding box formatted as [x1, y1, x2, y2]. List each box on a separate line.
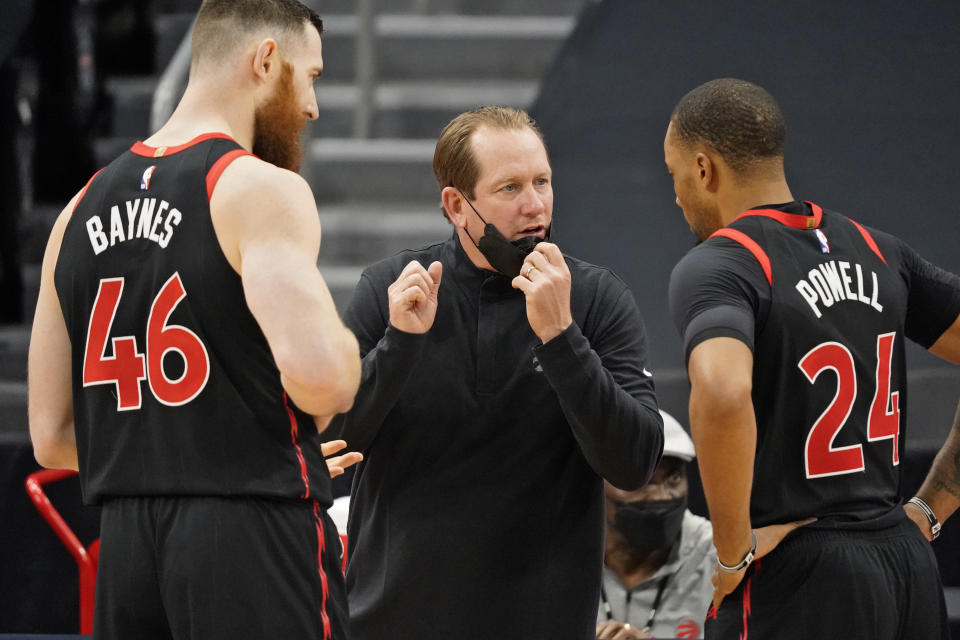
[433, 106, 546, 205]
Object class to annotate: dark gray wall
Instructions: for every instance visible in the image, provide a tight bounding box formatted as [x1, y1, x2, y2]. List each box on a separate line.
[531, 0, 960, 436]
[532, 0, 960, 371]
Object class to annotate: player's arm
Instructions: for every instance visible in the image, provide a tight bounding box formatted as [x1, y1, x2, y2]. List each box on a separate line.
[687, 337, 756, 573]
[929, 313, 960, 364]
[906, 398, 960, 540]
[28, 196, 80, 470]
[906, 313, 960, 538]
[211, 158, 360, 423]
[891, 235, 960, 537]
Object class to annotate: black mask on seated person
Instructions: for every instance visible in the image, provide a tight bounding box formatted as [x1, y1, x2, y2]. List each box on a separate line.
[458, 189, 550, 278]
[613, 495, 687, 553]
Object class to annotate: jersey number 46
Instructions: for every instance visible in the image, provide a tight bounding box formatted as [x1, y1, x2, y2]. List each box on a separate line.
[798, 333, 900, 478]
[83, 273, 210, 411]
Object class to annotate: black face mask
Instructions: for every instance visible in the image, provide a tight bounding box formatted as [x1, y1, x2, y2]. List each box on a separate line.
[458, 190, 550, 278]
[612, 495, 687, 553]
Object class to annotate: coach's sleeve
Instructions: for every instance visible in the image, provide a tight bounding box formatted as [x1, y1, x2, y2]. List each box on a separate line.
[535, 275, 663, 490]
[325, 270, 427, 453]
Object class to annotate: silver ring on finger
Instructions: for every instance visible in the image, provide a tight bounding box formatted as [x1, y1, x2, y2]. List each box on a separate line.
[524, 265, 536, 278]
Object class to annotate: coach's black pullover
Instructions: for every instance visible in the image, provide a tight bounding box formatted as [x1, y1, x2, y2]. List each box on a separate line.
[328, 233, 663, 640]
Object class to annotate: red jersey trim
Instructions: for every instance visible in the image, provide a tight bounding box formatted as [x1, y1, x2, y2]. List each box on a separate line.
[130, 132, 236, 158]
[312, 502, 333, 640]
[206, 149, 255, 200]
[710, 228, 773, 286]
[71, 168, 105, 215]
[735, 201, 824, 230]
[283, 392, 311, 500]
[848, 218, 888, 264]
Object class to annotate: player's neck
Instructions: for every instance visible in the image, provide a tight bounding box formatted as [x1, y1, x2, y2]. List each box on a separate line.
[145, 79, 255, 152]
[719, 178, 793, 227]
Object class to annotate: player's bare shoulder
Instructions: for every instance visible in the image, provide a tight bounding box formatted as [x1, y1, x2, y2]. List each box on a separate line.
[210, 155, 315, 221]
[208, 156, 320, 269]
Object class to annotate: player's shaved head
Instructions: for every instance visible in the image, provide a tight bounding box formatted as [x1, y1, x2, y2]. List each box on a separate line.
[191, 0, 322, 69]
[670, 78, 785, 174]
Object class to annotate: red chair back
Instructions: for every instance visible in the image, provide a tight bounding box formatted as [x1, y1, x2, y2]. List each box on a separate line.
[24, 469, 99, 635]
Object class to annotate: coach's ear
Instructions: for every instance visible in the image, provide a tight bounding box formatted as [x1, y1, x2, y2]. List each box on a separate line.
[441, 187, 466, 228]
[252, 38, 279, 83]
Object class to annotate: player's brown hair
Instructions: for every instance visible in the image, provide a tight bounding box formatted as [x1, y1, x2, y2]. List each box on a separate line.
[670, 78, 785, 173]
[433, 106, 547, 211]
[191, 0, 323, 67]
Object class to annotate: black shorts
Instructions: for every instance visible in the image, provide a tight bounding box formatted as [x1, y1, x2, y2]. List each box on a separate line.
[94, 496, 348, 640]
[704, 514, 949, 640]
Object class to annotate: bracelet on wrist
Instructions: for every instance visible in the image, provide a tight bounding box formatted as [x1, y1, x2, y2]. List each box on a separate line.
[717, 531, 758, 572]
[908, 496, 941, 540]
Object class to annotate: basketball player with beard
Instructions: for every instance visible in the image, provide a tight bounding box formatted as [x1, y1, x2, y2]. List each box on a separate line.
[28, 1, 361, 638]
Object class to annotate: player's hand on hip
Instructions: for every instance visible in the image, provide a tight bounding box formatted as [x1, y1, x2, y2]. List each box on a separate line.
[754, 517, 817, 560]
[712, 517, 816, 609]
[511, 242, 573, 343]
[388, 260, 442, 334]
[903, 502, 938, 541]
[320, 439, 363, 478]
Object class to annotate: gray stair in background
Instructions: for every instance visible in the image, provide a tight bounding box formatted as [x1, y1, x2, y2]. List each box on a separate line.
[0, 326, 30, 381]
[106, 76, 156, 137]
[155, 0, 585, 15]
[0, 380, 28, 435]
[317, 204, 450, 263]
[149, 12, 575, 83]
[154, 12, 195, 71]
[19, 0, 581, 351]
[307, 138, 437, 203]
[320, 15, 573, 81]
[315, 80, 539, 138]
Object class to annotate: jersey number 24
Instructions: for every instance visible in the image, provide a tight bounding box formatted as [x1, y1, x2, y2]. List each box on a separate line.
[798, 332, 900, 478]
[83, 273, 210, 411]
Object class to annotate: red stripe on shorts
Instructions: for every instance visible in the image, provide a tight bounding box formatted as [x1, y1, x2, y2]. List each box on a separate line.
[739, 559, 760, 640]
[313, 502, 332, 640]
[283, 393, 311, 499]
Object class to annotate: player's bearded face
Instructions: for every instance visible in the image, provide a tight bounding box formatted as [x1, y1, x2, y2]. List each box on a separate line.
[253, 61, 305, 172]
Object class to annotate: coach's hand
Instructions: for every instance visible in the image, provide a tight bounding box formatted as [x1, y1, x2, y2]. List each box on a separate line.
[388, 260, 442, 334]
[511, 243, 572, 343]
[711, 518, 816, 609]
[321, 439, 363, 478]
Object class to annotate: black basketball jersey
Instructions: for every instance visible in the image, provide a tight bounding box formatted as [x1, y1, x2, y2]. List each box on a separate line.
[55, 133, 333, 506]
[706, 203, 913, 527]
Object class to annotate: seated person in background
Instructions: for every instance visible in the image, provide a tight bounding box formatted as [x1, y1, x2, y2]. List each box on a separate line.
[597, 411, 715, 639]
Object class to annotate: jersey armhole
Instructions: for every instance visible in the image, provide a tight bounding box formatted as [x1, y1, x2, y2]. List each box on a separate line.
[70, 168, 105, 215]
[709, 228, 773, 286]
[206, 150, 255, 200]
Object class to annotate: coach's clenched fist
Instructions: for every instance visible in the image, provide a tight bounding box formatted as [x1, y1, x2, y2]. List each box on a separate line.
[388, 260, 443, 334]
[511, 242, 573, 342]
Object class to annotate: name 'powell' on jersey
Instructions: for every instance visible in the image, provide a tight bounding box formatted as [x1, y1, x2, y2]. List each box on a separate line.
[795, 259, 883, 319]
[85, 197, 183, 254]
